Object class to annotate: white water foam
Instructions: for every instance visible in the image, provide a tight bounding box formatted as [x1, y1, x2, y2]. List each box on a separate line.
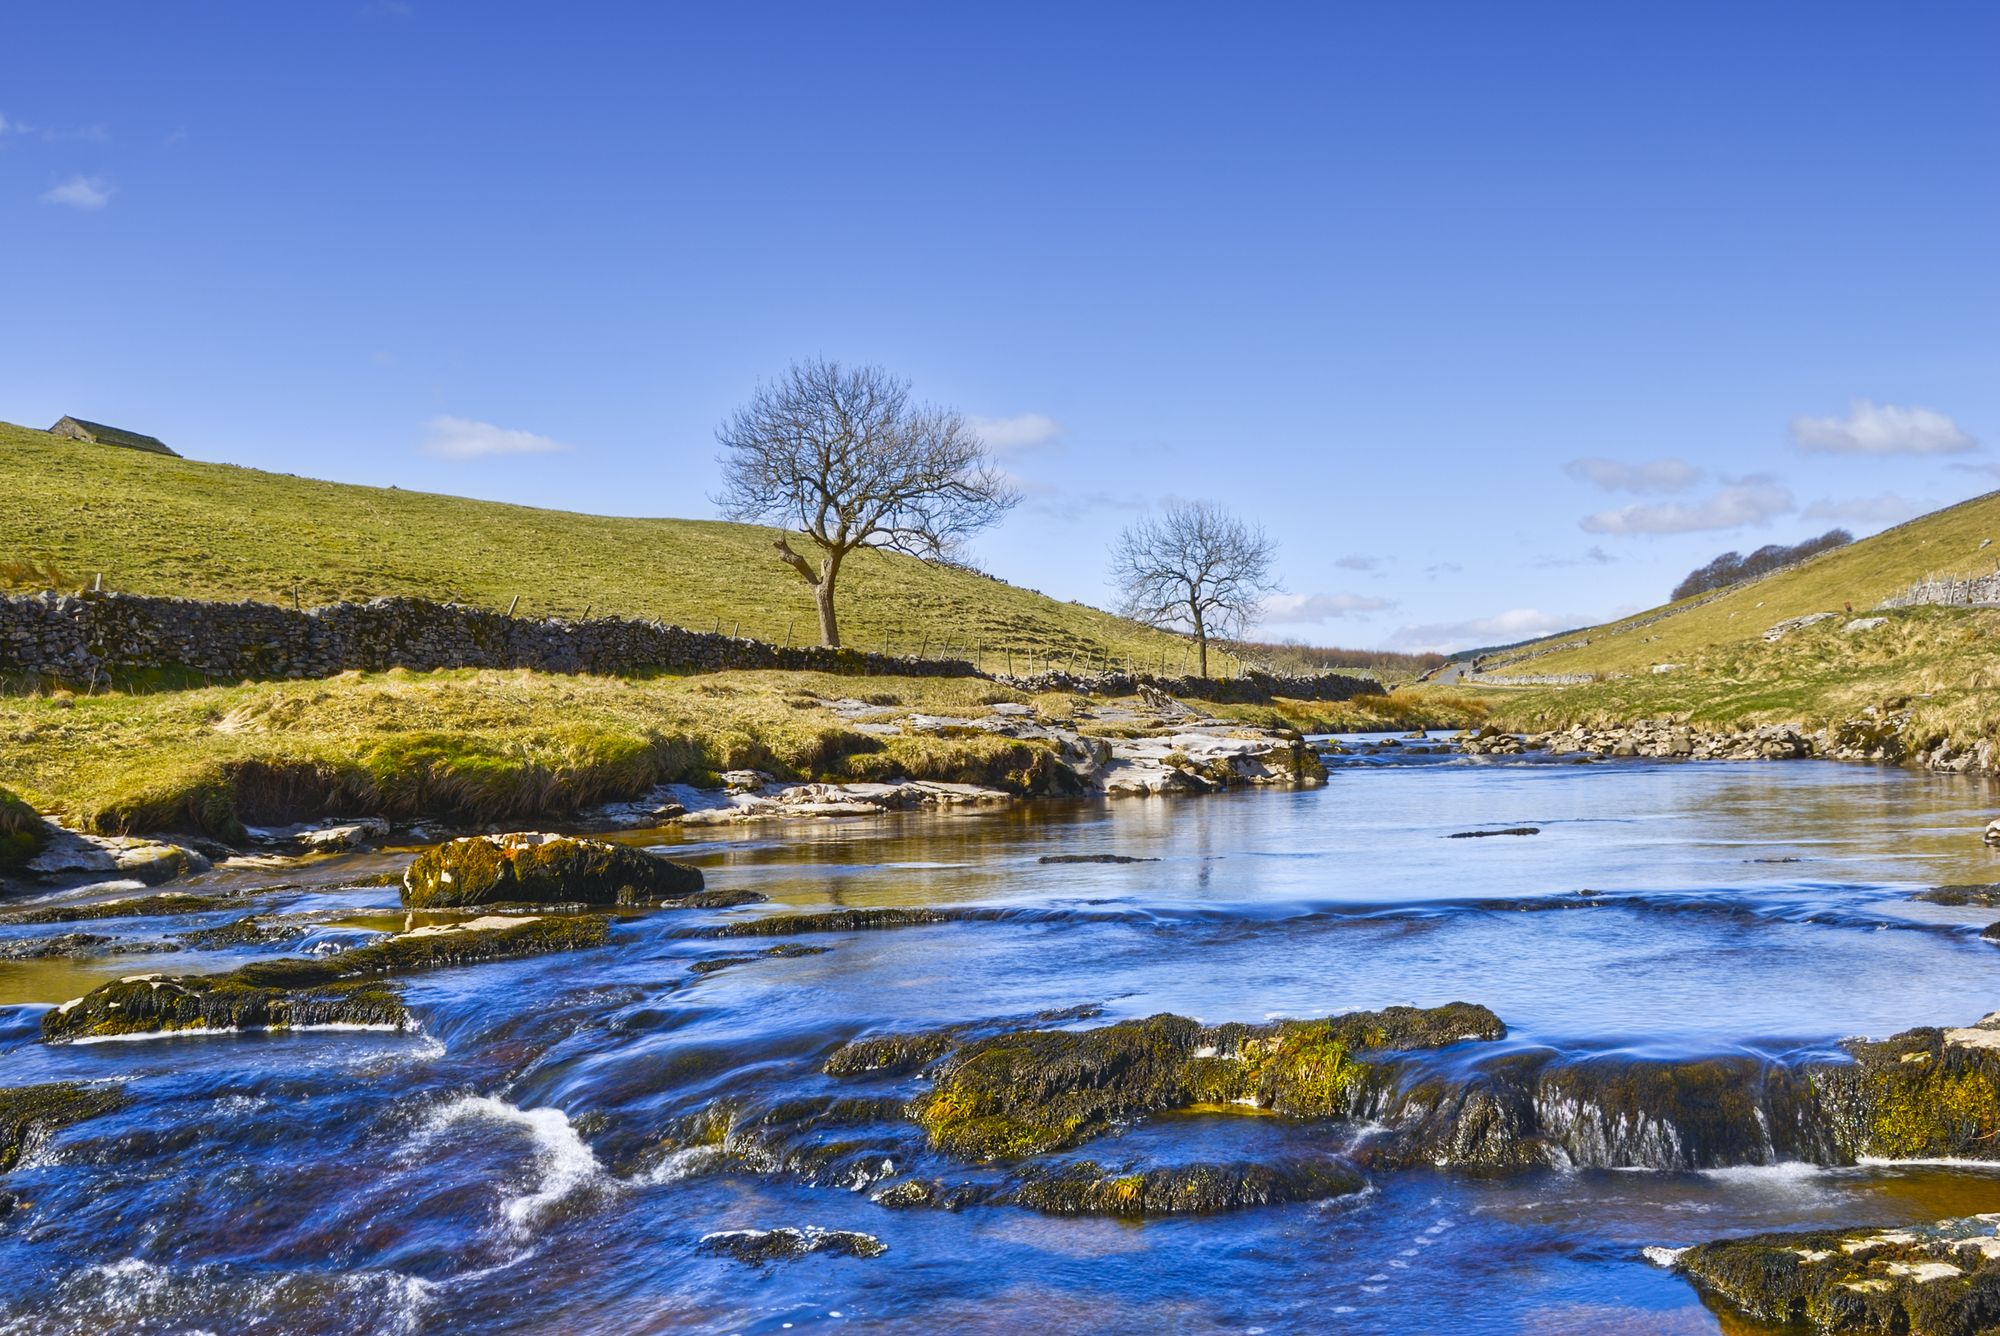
[423, 1095, 609, 1229]
[67, 1021, 410, 1046]
[0, 1257, 437, 1336]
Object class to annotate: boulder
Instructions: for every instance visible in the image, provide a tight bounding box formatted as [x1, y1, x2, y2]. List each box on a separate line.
[0, 1082, 127, 1171]
[402, 832, 702, 908]
[698, 1226, 886, 1263]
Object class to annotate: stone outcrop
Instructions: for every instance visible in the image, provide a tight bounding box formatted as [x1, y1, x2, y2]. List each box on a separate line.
[402, 833, 702, 908]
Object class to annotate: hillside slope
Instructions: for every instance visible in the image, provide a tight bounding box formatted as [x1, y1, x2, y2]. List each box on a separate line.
[1476, 489, 2000, 751]
[1485, 489, 2000, 679]
[0, 421, 1202, 673]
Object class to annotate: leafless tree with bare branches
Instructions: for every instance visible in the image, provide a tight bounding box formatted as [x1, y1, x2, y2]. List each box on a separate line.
[713, 359, 1018, 648]
[1111, 502, 1280, 677]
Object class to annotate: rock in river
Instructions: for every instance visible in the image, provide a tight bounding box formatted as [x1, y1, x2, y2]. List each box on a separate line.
[699, 1226, 886, 1263]
[403, 832, 702, 909]
[1659, 1213, 2000, 1334]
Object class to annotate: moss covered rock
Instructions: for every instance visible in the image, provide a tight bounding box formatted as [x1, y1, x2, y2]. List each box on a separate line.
[907, 1005, 1505, 1162]
[42, 914, 610, 1042]
[402, 832, 702, 909]
[1664, 1214, 2000, 1334]
[698, 1226, 886, 1263]
[0, 892, 238, 925]
[0, 1082, 127, 1172]
[1007, 1157, 1367, 1217]
[41, 972, 409, 1044]
[0, 788, 49, 875]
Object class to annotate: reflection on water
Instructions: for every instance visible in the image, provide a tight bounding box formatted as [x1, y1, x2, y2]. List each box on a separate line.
[0, 750, 1997, 1333]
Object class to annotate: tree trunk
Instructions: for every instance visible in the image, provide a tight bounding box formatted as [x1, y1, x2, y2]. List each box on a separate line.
[1193, 609, 1208, 678]
[815, 551, 843, 647]
[814, 577, 840, 648]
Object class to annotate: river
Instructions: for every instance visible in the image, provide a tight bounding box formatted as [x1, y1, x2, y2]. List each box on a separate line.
[2, 742, 1997, 1333]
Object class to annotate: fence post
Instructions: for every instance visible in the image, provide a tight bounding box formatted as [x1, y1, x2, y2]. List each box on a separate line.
[506, 595, 520, 617]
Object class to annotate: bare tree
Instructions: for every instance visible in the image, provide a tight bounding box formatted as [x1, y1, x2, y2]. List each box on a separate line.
[1111, 502, 1280, 677]
[713, 359, 1017, 648]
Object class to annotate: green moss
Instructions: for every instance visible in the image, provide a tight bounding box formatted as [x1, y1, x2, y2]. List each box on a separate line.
[1848, 1029, 2000, 1160]
[0, 788, 48, 872]
[402, 834, 703, 909]
[0, 1082, 127, 1172]
[697, 907, 960, 939]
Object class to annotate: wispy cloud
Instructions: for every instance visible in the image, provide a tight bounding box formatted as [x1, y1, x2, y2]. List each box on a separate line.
[1334, 553, 1381, 572]
[1801, 492, 1925, 526]
[971, 413, 1063, 453]
[1581, 479, 1794, 535]
[41, 175, 114, 209]
[422, 415, 572, 459]
[1260, 591, 1395, 624]
[1534, 545, 1616, 568]
[1387, 608, 1574, 655]
[1790, 400, 1976, 456]
[2, 113, 109, 144]
[1563, 456, 1703, 494]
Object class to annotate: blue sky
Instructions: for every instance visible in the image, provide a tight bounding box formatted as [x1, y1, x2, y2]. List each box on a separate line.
[3, 3, 1995, 652]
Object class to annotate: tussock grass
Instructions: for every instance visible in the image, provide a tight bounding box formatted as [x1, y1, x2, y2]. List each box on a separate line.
[0, 422, 1192, 669]
[0, 668, 1086, 836]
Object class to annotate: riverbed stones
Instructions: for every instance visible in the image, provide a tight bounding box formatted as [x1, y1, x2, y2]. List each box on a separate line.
[1661, 1214, 2000, 1334]
[21, 830, 211, 886]
[1006, 1157, 1367, 1217]
[402, 832, 702, 908]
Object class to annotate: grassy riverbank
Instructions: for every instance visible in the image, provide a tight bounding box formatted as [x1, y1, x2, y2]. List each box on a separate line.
[1, 422, 1219, 673]
[0, 668, 1132, 837]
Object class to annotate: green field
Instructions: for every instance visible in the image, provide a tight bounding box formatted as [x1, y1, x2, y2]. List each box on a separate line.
[0, 422, 1219, 674]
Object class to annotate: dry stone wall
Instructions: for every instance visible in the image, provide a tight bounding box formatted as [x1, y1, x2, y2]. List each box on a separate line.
[0, 592, 1381, 704]
[0, 592, 978, 684]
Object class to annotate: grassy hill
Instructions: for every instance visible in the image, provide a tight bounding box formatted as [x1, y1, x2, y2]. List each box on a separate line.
[0, 421, 1215, 675]
[1475, 488, 2000, 747]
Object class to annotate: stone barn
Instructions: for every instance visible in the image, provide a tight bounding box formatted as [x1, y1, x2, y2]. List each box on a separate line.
[48, 416, 179, 458]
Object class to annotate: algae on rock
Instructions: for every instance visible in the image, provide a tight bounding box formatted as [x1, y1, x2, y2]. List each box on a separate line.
[403, 832, 702, 909]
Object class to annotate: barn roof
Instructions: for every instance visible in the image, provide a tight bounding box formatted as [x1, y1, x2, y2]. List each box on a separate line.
[52, 417, 179, 457]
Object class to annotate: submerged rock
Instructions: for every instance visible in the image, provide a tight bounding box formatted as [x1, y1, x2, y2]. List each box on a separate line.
[698, 907, 961, 938]
[1006, 1157, 1366, 1217]
[903, 1005, 1505, 1162]
[688, 943, 830, 976]
[1446, 827, 1541, 839]
[1916, 884, 2000, 908]
[42, 915, 610, 1043]
[402, 833, 702, 909]
[1037, 854, 1159, 865]
[0, 1083, 127, 1171]
[1662, 1214, 2000, 1334]
[0, 892, 239, 925]
[698, 1226, 886, 1263]
[0, 932, 175, 960]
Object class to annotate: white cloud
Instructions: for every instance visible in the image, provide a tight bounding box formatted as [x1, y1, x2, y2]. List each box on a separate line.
[1563, 456, 1703, 494]
[3, 114, 108, 144]
[422, 415, 572, 459]
[1581, 481, 1795, 535]
[1260, 591, 1395, 624]
[1801, 492, 1925, 526]
[1387, 608, 1574, 655]
[1789, 400, 1976, 456]
[41, 175, 113, 210]
[971, 413, 1063, 453]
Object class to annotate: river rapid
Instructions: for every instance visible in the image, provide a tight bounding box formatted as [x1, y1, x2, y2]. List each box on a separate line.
[3, 742, 1999, 1333]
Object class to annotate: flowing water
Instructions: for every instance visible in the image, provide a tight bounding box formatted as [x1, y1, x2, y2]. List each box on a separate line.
[4, 745, 2000, 1333]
